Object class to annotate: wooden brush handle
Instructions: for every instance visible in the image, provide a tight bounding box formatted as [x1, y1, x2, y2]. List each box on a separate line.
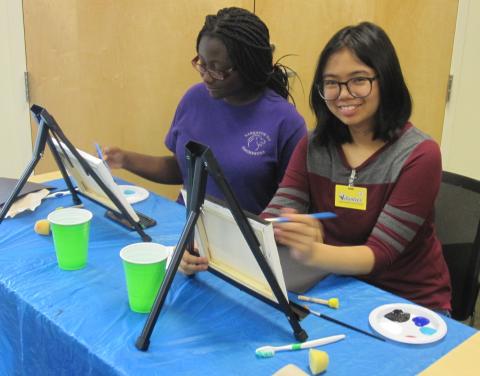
[298, 295, 328, 305]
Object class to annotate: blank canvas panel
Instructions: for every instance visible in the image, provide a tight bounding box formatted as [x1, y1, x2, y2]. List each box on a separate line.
[194, 199, 288, 303]
[51, 139, 139, 222]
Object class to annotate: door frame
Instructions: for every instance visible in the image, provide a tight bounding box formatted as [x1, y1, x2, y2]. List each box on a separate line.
[441, 0, 479, 179]
[0, 0, 32, 178]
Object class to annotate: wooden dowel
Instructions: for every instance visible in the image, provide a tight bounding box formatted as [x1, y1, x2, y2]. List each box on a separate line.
[298, 295, 328, 305]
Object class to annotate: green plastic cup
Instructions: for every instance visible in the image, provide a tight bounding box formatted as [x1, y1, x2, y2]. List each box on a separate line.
[119, 242, 170, 313]
[47, 208, 93, 270]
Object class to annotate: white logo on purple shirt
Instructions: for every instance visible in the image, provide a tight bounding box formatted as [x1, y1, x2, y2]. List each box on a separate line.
[242, 131, 271, 156]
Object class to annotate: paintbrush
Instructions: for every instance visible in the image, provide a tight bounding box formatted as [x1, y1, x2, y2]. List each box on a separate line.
[265, 212, 337, 223]
[304, 306, 385, 342]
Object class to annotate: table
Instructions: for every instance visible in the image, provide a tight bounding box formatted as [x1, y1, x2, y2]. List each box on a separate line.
[0, 178, 477, 375]
[419, 331, 480, 375]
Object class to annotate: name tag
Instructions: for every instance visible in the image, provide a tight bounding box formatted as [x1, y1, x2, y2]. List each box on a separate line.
[335, 184, 367, 210]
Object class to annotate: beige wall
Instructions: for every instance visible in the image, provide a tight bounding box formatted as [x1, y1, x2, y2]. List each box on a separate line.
[256, 0, 458, 145]
[442, 0, 480, 180]
[8, 0, 480, 188]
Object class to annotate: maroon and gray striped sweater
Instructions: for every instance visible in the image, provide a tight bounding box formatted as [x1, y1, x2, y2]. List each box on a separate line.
[263, 123, 451, 310]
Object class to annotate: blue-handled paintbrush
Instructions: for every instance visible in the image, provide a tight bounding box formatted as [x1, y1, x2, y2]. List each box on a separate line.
[265, 212, 337, 223]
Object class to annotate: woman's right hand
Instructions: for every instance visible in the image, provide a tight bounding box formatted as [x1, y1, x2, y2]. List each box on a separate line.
[103, 146, 126, 169]
[273, 208, 325, 266]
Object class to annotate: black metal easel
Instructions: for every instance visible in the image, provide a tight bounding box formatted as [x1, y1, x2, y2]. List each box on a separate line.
[135, 141, 308, 351]
[0, 105, 151, 242]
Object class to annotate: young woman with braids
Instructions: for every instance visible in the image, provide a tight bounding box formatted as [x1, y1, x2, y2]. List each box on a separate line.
[104, 7, 306, 274]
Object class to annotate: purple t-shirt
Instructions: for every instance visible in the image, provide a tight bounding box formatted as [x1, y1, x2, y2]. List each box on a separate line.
[165, 83, 306, 214]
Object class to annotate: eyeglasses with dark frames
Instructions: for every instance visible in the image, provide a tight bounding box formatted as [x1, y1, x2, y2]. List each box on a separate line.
[191, 56, 234, 81]
[317, 76, 378, 101]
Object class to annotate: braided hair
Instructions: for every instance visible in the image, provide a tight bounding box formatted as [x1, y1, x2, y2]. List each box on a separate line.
[196, 7, 294, 101]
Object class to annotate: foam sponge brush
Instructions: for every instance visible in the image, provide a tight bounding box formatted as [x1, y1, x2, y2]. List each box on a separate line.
[327, 297, 340, 309]
[298, 295, 340, 309]
[309, 349, 329, 375]
[34, 219, 50, 235]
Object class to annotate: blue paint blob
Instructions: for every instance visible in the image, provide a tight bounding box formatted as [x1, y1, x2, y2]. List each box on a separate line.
[420, 327, 437, 336]
[412, 316, 430, 327]
[123, 189, 136, 195]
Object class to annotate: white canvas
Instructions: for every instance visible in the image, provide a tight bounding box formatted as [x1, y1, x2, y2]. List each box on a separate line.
[193, 197, 288, 303]
[51, 139, 139, 222]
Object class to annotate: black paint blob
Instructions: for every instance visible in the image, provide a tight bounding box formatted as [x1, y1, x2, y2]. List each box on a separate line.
[385, 309, 410, 322]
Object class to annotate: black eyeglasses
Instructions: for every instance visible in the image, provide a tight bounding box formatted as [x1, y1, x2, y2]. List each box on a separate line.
[191, 56, 234, 81]
[317, 76, 378, 101]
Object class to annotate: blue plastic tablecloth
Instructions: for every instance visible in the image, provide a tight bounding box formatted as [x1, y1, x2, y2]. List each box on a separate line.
[0, 179, 477, 375]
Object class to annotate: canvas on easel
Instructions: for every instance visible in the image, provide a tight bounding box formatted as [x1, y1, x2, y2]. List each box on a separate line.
[135, 141, 308, 352]
[0, 105, 153, 241]
[185, 193, 287, 303]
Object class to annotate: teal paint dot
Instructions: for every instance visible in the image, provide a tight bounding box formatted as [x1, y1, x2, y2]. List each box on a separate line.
[124, 189, 135, 195]
[420, 327, 437, 336]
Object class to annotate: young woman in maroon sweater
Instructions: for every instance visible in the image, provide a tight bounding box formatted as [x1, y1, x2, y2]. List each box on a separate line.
[264, 22, 451, 312]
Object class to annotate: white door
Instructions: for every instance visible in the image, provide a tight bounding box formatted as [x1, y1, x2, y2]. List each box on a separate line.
[0, 0, 32, 178]
[442, 0, 480, 180]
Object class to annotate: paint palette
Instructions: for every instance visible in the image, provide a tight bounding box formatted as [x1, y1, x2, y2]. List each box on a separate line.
[369, 303, 447, 344]
[118, 185, 149, 204]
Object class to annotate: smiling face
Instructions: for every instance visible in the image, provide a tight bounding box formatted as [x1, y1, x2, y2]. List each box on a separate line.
[196, 36, 254, 105]
[323, 48, 380, 133]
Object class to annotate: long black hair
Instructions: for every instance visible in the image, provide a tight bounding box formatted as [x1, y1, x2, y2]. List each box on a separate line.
[197, 7, 294, 101]
[310, 22, 412, 145]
